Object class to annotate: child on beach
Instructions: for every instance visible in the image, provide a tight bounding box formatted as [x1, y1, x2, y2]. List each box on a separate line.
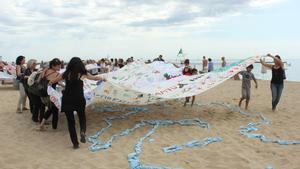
[183, 68, 197, 107]
[238, 64, 258, 110]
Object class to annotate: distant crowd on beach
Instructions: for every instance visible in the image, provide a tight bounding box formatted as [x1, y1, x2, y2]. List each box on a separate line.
[0, 53, 285, 149]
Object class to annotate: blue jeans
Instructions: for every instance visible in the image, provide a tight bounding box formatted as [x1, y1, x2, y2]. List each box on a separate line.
[271, 83, 284, 110]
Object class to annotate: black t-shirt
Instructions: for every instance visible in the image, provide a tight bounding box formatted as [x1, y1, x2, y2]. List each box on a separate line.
[271, 66, 284, 84]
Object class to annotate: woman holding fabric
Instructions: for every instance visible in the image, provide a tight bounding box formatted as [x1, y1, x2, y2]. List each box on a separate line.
[50, 57, 106, 149]
[40, 59, 62, 129]
[16, 55, 28, 113]
[23, 59, 45, 123]
[260, 54, 285, 111]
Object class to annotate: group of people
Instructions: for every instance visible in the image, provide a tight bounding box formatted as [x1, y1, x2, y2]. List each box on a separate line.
[9, 53, 285, 149]
[84, 57, 134, 74]
[180, 54, 285, 111]
[15, 56, 106, 149]
[201, 56, 227, 73]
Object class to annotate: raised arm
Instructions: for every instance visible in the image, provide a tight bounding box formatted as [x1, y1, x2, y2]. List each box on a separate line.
[172, 63, 181, 68]
[260, 58, 273, 69]
[268, 54, 284, 68]
[16, 65, 22, 77]
[49, 74, 63, 85]
[85, 73, 106, 81]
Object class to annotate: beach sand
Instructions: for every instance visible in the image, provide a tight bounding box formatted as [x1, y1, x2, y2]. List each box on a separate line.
[0, 80, 299, 169]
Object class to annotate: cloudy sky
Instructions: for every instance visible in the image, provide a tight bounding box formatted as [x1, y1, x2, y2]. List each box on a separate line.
[0, 0, 299, 62]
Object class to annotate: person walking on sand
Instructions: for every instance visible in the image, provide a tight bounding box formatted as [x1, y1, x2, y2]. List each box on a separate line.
[49, 57, 106, 149]
[238, 64, 258, 110]
[40, 58, 62, 129]
[15, 55, 28, 113]
[260, 54, 285, 111]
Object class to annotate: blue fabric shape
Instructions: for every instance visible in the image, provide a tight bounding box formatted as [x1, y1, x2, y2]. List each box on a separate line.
[265, 165, 273, 169]
[162, 137, 222, 154]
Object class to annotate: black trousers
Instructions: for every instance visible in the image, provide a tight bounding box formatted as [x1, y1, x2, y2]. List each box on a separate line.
[26, 90, 45, 123]
[31, 94, 45, 123]
[64, 109, 86, 146]
[44, 103, 59, 129]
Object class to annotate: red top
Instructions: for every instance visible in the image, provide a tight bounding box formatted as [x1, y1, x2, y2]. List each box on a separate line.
[183, 71, 192, 76]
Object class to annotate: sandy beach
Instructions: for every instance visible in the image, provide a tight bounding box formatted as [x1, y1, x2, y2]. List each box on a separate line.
[0, 80, 299, 169]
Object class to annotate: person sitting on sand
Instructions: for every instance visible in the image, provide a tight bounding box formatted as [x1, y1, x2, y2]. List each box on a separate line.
[238, 64, 258, 110]
[49, 57, 106, 149]
[260, 54, 285, 111]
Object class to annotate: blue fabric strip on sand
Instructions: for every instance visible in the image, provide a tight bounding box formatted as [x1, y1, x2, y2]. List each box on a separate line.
[88, 102, 299, 169]
[162, 137, 222, 153]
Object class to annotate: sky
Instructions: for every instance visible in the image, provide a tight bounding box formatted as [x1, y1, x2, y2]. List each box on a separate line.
[0, 0, 299, 62]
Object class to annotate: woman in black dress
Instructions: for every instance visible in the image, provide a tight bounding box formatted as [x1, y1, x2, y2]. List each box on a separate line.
[50, 57, 106, 149]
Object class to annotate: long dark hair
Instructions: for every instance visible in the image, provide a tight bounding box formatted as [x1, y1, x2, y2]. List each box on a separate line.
[16, 55, 25, 65]
[63, 57, 87, 80]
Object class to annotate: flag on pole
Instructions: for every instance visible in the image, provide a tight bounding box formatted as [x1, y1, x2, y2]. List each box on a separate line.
[177, 48, 183, 56]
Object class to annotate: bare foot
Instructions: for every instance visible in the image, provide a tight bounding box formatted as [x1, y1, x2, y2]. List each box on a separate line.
[39, 119, 46, 131]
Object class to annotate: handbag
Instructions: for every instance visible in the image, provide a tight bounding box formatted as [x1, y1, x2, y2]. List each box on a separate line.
[32, 71, 56, 97]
